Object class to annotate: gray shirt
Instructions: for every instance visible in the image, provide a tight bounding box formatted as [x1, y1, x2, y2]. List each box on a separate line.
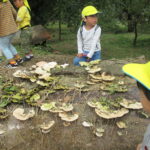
[141, 124, 150, 150]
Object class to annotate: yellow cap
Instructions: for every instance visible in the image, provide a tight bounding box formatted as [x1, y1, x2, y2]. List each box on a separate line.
[24, 0, 31, 11]
[3, 0, 8, 2]
[81, 6, 99, 18]
[122, 62, 150, 90]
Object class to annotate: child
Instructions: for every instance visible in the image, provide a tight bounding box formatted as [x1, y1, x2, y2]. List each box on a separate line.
[0, 0, 23, 68]
[13, 0, 33, 61]
[122, 62, 150, 150]
[73, 6, 102, 66]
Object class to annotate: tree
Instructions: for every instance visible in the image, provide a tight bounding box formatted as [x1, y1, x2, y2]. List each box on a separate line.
[114, 0, 150, 46]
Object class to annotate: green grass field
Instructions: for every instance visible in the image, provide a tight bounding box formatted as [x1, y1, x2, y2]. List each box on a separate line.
[16, 23, 150, 60]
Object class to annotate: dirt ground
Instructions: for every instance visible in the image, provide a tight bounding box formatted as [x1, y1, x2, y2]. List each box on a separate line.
[0, 55, 149, 150]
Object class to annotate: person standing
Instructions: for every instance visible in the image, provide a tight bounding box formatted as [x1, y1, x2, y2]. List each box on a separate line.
[0, 0, 23, 68]
[13, 0, 33, 61]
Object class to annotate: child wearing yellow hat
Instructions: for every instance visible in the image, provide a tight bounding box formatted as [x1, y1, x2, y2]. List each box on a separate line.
[13, 0, 33, 61]
[122, 62, 150, 150]
[0, 0, 23, 68]
[73, 6, 102, 66]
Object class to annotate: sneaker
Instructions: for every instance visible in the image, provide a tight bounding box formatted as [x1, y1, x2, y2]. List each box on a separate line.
[16, 58, 24, 64]
[5, 63, 18, 68]
[23, 55, 33, 61]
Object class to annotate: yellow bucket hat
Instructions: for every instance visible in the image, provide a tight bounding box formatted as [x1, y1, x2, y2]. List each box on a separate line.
[122, 62, 150, 90]
[81, 6, 100, 18]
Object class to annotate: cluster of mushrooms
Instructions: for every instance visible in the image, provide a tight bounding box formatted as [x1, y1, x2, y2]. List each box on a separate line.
[0, 60, 145, 136]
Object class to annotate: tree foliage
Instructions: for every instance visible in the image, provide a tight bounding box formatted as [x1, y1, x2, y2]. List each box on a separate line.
[27, 0, 150, 44]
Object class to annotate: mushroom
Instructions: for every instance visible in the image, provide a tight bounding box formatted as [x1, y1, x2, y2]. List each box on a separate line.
[60, 63, 69, 68]
[42, 62, 57, 71]
[87, 101, 98, 108]
[89, 74, 102, 80]
[79, 62, 89, 67]
[95, 108, 129, 119]
[13, 70, 31, 79]
[34, 67, 47, 75]
[13, 108, 35, 121]
[41, 102, 56, 111]
[94, 127, 105, 137]
[101, 72, 115, 81]
[119, 99, 143, 109]
[36, 61, 48, 67]
[86, 81, 96, 85]
[36, 80, 49, 86]
[116, 121, 127, 129]
[59, 112, 79, 122]
[74, 82, 86, 89]
[40, 120, 55, 134]
[60, 103, 73, 112]
[87, 67, 102, 74]
[38, 73, 51, 81]
[82, 121, 93, 127]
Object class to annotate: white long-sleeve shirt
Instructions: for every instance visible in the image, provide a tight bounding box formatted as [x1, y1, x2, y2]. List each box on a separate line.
[77, 25, 101, 58]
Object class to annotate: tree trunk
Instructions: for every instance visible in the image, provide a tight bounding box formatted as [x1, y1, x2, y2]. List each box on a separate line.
[133, 22, 138, 46]
[127, 14, 134, 32]
[58, 0, 62, 41]
[58, 17, 62, 41]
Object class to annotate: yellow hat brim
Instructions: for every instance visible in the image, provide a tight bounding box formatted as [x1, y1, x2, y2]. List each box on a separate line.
[122, 62, 150, 90]
[82, 11, 100, 17]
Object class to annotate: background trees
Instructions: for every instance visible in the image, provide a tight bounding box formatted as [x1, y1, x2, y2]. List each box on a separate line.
[16, 0, 150, 45]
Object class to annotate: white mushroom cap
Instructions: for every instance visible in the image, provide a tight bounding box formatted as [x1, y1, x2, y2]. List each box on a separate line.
[13, 70, 31, 79]
[60, 103, 73, 112]
[88, 67, 101, 74]
[34, 67, 47, 75]
[42, 62, 57, 71]
[36, 61, 48, 67]
[101, 72, 115, 81]
[95, 108, 129, 119]
[60, 63, 69, 68]
[120, 99, 143, 109]
[82, 121, 93, 127]
[116, 121, 127, 129]
[38, 73, 51, 81]
[13, 108, 35, 121]
[40, 120, 55, 130]
[59, 112, 79, 122]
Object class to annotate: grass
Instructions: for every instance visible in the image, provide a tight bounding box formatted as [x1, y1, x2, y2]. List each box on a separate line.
[14, 23, 150, 61]
[47, 24, 150, 60]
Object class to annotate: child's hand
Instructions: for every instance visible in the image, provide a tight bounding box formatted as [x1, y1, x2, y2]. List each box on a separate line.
[77, 53, 83, 58]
